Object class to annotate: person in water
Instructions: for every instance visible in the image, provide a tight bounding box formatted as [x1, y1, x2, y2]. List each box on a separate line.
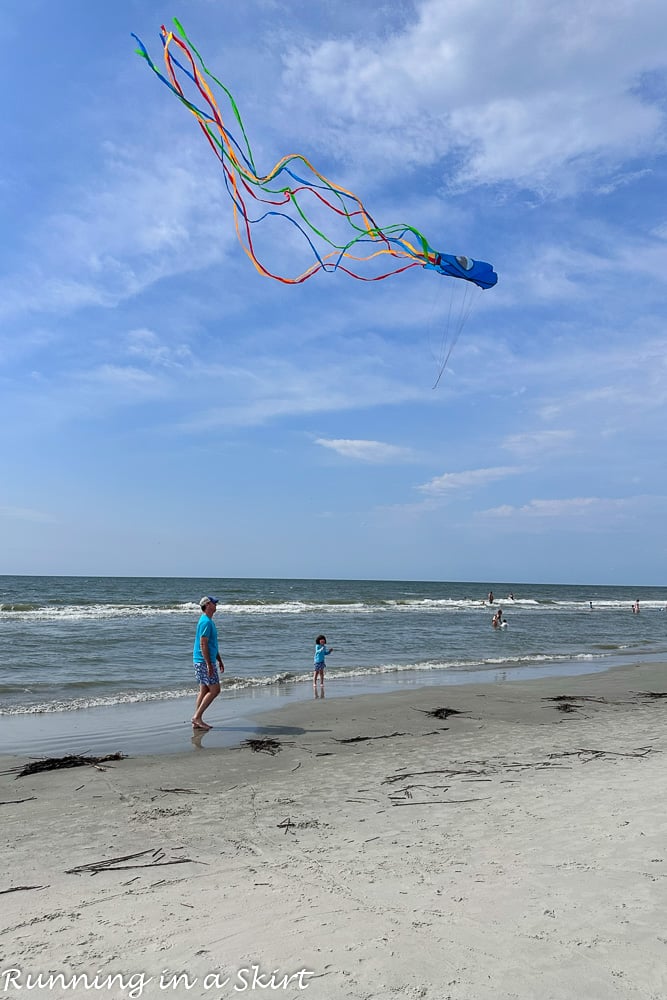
[492, 608, 504, 628]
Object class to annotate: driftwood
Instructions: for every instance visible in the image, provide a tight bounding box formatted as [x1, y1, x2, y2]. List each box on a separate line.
[3, 752, 126, 779]
[0, 797, 37, 805]
[543, 695, 607, 704]
[65, 848, 157, 874]
[335, 732, 408, 744]
[388, 784, 451, 798]
[639, 691, 667, 699]
[549, 746, 656, 762]
[0, 884, 48, 895]
[383, 768, 487, 785]
[391, 797, 490, 806]
[379, 744, 658, 809]
[65, 847, 198, 876]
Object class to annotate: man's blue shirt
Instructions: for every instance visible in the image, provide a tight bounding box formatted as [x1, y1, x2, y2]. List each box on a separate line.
[193, 613, 219, 663]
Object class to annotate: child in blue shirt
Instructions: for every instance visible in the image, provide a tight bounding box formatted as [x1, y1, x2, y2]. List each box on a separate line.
[313, 634, 333, 694]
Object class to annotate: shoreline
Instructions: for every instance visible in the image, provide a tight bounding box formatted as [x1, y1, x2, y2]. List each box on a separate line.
[0, 652, 649, 759]
[2, 657, 667, 998]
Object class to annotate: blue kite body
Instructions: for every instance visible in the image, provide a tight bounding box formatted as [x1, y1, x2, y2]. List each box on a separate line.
[427, 253, 498, 290]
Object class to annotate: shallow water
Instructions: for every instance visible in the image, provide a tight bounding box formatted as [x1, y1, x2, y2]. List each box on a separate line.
[1, 575, 666, 721]
[0, 655, 631, 758]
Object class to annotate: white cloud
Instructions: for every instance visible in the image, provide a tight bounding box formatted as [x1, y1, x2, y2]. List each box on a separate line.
[0, 145, 230, 324]
[502, 430, 575, 458]
[315, 438, 417, 463]
[179, 357, 428, 430]
[126, 329, 193, 370]
[282, 0, 667, 194]
[480, 496, 629, 519]
[74, 365, 158, 388]
[0, 506, 56, 524]
[418, 466, 522, 496]
[595, 169, 653, 196]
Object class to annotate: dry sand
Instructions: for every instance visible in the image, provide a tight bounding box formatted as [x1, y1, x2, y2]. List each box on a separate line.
[2, 661, 667, 999]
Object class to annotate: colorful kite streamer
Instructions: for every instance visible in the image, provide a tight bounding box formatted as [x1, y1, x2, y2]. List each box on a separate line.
[133, 20, 497, 290]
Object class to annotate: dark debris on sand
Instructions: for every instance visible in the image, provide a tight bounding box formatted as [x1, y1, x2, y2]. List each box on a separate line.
[415, 707, 465, 720]
[543, 695, 609, 714]
[2, 752, 127, 779]
[240, 738, 284, 755]
[335, 732, 409, 744]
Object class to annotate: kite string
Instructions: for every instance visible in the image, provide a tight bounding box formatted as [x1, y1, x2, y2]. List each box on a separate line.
[432, 283, 480, 388]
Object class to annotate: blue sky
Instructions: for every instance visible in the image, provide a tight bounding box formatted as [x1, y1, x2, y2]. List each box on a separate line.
[1, 0, 666, 584]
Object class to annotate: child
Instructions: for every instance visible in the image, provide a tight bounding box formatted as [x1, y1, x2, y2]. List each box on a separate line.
[313, 634, 333, 694]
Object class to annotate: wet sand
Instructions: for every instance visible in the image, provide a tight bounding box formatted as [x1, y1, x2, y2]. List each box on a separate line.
[2, 659, 667, 999]
[0, 656, 622, 758]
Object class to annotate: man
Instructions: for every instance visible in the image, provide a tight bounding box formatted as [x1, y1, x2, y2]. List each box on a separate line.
[192, 596, 224, 730]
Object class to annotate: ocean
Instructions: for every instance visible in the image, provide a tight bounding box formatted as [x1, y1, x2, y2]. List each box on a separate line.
[2, 576, 667, 724]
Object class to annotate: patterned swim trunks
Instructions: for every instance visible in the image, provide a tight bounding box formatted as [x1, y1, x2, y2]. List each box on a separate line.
[194, 662, 220, 686]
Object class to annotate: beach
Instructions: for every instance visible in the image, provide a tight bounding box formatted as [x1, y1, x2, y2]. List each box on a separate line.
[2, 660, 667, 999]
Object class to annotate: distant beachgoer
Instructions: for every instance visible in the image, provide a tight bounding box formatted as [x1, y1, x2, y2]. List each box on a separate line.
[508, 592, 514, 600]
[632, 599, 640, 614]
[488, 591, 494, 604]
[313, 634, 333, 694]
[492, 608, 503, 628]
[589, 601, 594, 610]
[192, 596, 224, 730]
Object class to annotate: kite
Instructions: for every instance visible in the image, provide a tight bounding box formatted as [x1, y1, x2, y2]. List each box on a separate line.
[132, 20, 498, 293]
